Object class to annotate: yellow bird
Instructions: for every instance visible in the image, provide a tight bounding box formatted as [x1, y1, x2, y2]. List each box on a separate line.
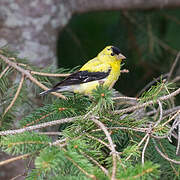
[40, 46, 126, 96]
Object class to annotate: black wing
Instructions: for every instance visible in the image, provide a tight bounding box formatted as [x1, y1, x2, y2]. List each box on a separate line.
[53, 69, 111, 88]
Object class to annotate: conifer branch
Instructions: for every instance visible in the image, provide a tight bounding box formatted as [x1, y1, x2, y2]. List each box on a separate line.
[114, 87, 180, 114]
[136, 73, 169, 97]
[86, 134, 111, 149]
[90, 117, 117, 180]
[0, 116, 79, 136]
[0, 54, 66, 99]
[62, 148, 96, 179]
[82, 152, 109, 177]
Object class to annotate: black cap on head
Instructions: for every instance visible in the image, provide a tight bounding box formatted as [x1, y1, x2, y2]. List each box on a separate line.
[111, 46, 121, 55]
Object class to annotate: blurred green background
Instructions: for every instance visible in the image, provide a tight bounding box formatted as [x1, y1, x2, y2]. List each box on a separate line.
[57, 10, 180, 96]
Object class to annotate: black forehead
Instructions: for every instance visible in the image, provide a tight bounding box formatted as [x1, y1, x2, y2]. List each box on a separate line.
[111, 46, 121, 55]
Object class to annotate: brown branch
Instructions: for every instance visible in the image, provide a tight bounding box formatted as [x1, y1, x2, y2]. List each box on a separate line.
[147, 106, 180, 117]
[92, 127, 148, 133]
[3, 75, 24, 117]
[10, 173, 25, 180]
[0, 116, 79, 136]
[0, 153, 31, 167]
[0, 65, 10, 79]
[0, 54, 66, 99]
[38, 132, 62, 136]
[30, 71, 70, 77]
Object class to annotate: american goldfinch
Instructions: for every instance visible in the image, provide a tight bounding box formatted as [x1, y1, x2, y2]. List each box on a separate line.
[40, 46, 126, 96]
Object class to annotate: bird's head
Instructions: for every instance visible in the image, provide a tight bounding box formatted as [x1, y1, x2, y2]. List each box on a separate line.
[98, 46, 126, 61]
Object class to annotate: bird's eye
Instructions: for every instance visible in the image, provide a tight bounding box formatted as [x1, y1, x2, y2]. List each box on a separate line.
[107, 48, 110, 51]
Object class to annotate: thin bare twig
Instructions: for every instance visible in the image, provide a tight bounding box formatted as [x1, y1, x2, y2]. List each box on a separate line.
[120, 69, 129, 73]
[38, 132, 62, 136]
[0, 153, 31, 166]
[142, 135, 150, 166]
[112, 96, 138, 101]
[62, 148, 96, 179]
[0, 65, 10, 79]
[154, 100, 163, 127]
[162, 109, 180, 126]
[92, 127, 148, 133]
[147, 106, 180, 117]
[176, 123, 180, 156]
[138, 134, 149, 147]
[30, 71, 70, 77]
[10, 173, 25, 180]
[86, 134, 111, 149]
[3, 75, 24, 117]
[50, 138, 67, 147]
[167, 52, 180, 82]
[0, 116, 79, 136]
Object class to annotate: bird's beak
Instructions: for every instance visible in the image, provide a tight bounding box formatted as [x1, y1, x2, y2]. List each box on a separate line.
[117, 53, 126, 60]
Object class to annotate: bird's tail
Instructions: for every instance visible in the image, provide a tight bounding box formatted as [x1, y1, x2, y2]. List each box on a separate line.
[39, 89, 55, 96]
[39, 86, 70, 96]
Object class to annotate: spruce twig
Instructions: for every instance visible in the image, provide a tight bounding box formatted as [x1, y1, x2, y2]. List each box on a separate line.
[90, 116, 117, 180]
[0, 116, 79, 136]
